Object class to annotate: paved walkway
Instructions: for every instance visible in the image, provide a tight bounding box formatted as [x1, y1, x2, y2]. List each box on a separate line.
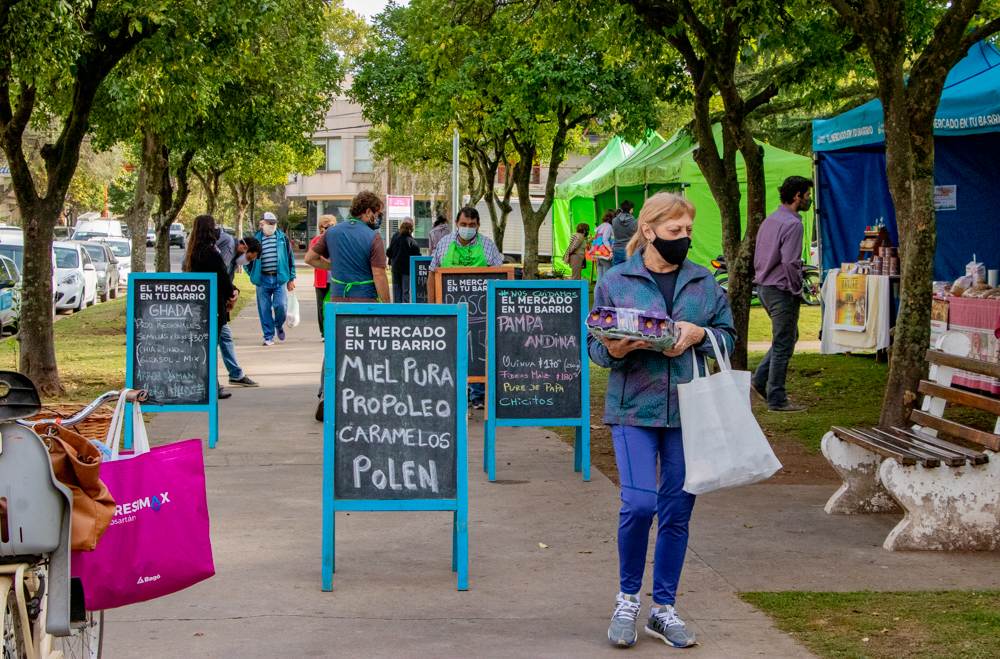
[104, 291, 1000, 657]
[104, 292, 811, 658]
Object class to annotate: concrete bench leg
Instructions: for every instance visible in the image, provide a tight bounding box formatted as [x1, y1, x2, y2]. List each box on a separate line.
[820, 431, 901, 514]
[879, 453, 1000, 551]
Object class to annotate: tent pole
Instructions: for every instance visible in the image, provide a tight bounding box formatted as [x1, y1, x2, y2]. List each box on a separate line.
[614, 186, 619, 207]
[813, 154, 822, 274]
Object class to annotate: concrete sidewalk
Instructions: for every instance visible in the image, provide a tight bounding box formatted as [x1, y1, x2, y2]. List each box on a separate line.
[104, 291, 810, 658]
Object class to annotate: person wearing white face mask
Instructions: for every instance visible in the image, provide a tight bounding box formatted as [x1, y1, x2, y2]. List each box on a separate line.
[427, 206, 504, 410]
[249, 211, 297, 346]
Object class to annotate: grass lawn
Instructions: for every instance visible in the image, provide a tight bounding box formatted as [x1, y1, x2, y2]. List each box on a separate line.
[742, 591, 1000, 659]
[748, 305, 822, 344]
[0, 273, 255, 405]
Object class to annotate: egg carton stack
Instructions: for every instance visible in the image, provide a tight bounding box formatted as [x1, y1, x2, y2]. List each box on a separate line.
[587, 306, 680, 352]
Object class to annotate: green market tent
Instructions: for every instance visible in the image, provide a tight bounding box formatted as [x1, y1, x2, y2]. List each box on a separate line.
[552, 137, 634, 276]
[552, 125, 814, 274]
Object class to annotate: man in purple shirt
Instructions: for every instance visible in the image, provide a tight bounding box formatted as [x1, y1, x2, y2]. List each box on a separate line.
[752, 176, 812, 412]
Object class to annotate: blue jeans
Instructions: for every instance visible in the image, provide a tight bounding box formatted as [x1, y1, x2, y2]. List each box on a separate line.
[612, 425, 695, 605]
[468, 383, 485, 404]
[218, 324, 243, 380]
[256, 274, 287, 340]
[612, 247, 628, 265]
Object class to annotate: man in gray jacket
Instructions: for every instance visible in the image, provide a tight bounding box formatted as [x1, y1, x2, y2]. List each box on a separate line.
[611, 200, 637, 265]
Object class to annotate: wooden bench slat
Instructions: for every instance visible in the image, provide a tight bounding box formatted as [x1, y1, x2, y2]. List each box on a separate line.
[925, 350, 1000, 380]
[868, 428, 966, 467]
[859, 428, 948, 467]
[891, 426, 990, 465]
[831, 426, 918, 466]
[917, 380, 1000, 417]
[910, 409, 1000, 451]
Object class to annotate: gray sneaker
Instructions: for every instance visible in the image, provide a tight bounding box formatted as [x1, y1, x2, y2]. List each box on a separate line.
[608, 593, 641, 648]
[645, 605, 696, 648]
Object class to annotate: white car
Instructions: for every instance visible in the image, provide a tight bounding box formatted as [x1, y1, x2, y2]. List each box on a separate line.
[53, 240, 97, 312]
[98, 237, 132, 288]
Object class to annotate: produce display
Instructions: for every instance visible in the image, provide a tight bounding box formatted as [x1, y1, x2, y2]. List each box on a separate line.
[587, 306, 680, 351]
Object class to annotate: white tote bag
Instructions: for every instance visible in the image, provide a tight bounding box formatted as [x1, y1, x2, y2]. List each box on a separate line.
[286, 292, 301, 328]
[677, 332, 781, 495]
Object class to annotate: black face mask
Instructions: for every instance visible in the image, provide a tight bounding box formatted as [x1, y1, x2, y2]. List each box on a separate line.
[651, 235, 691, 266]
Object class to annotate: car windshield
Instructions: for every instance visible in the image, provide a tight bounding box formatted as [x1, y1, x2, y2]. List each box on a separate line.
[55, 247, 79, 269]
[106, 241, 131, 258]
[82, 244, 107, 263]
[74, 231, 107, 241]
[0, 245, 23, 269]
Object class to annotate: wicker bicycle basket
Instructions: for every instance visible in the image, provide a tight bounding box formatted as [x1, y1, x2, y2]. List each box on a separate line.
[27, 404, 116, 443]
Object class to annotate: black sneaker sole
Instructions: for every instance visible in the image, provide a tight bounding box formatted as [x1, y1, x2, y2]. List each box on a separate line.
[229, 380, 259, 387]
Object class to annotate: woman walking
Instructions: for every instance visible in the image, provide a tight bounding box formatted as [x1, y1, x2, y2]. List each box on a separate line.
[588, 193, 735, 649]
[184, 214, 238, 400]
[594, 209, 615, 280]
[310, 214, 337, 336]
[563, 222, 589, 280]
[386, 218, 422, 302]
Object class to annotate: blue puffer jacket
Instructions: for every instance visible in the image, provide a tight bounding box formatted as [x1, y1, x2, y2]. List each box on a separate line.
[587, 250, 736, 428]
[248, 229, 296, 286]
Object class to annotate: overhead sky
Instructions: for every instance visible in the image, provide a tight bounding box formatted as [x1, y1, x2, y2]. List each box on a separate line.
[343, 0, 408, 20]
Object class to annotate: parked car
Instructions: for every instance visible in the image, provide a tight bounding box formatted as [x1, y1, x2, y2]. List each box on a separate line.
[0, 254, 21, 336]
[79, 241, 120, 302]
[53, 226, 73, 240]
[146, 229, 155, 246]
[53, 240, 97, 312]
[73, 213, 124, 237]
[0, 235, 58, 310]
[169, 222, 186, 248]
[98, 237, 132, 288]
[71, 230, 109, 241]
[0, 225, 21, 240]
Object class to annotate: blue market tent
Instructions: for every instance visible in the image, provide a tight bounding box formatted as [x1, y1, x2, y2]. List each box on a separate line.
[813, 41, 1000, 279]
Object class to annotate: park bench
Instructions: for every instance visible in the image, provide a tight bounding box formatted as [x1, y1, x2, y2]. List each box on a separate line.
[820, 332, 1000, 551]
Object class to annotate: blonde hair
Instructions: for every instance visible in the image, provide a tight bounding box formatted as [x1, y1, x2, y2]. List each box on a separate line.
[626, 192, 695, 257]
[319, 214, 337, 230]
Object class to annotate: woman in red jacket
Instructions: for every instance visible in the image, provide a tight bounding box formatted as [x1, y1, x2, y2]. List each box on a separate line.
[310, 214, 337, 337]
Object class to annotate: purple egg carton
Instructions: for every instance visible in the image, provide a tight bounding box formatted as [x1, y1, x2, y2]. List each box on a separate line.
[588, 306, 679, 351]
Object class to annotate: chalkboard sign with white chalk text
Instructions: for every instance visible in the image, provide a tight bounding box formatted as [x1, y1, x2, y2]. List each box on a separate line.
[321, 303, 469, 592]
[125, 273, 218, 448]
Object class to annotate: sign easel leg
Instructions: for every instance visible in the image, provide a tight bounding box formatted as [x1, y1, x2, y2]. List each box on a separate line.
[454, 508, 469, 591]
[576, 425, 591, 482]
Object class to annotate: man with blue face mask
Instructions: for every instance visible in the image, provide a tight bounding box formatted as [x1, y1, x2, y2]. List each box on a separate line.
[427, 206, 504, 410]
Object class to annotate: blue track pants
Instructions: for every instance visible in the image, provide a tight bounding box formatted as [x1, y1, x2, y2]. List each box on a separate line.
[611, 425, 695, 605]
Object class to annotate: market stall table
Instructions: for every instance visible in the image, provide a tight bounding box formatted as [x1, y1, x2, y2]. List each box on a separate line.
[934, 296, 1000, 394]
[820, 268, 897, 354]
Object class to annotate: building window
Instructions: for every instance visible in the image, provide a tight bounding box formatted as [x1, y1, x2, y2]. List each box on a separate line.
[327, 138, 342, 172]
[313, 140, 328, 171]
[354, 137, 373, 174]
[496, 162, 541, 185]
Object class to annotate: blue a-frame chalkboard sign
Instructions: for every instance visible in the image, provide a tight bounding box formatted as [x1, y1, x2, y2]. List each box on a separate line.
[125, 272, 219, 449]
[485, 280, 590, 482]
[409, 256, 432, 304]
[322, 303, 470, 591]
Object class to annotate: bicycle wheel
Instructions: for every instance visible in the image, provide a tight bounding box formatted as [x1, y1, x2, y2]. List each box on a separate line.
[53, 611, 103, 659]
[2, 582, 27, 659]
[802, 273, 822, 306]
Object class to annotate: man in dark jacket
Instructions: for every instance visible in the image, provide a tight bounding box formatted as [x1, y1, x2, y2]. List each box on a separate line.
[611, 200, 637, 265]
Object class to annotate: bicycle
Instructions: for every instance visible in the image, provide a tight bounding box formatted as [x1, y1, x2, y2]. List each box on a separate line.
[711, 254, 822, 306]
[1, 374, 145, 659]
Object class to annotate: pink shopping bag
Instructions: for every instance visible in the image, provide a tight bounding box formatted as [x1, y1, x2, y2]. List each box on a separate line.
[72, 394, 215, 610]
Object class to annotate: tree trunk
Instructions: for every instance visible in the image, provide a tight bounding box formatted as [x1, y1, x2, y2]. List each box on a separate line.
[18, 199, 61, 395]
[730, 132, 768, 370]
[878, 69, 935, 427]
[123, 129, 163, 275]
[229, 181, 250, 238]
[152, 147, 195, 272]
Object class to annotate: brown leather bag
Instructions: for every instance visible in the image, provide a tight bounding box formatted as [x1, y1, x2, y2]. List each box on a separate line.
[41, 423, 116, 551]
